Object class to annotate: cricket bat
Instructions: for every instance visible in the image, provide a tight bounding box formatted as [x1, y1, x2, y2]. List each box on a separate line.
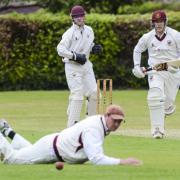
[143, 59, 180, 72]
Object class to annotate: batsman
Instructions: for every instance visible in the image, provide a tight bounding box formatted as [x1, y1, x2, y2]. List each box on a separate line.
[132, 10, 180, 138]
[57, 5, 102, 127]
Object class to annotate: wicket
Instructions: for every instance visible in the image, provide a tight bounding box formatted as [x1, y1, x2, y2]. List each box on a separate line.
[97, 79, 113, 114]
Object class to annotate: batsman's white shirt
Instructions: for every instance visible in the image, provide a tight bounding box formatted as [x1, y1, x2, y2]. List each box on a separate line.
[133, 26, 180, 114]
[134, 26, 180, 66]
[0, 115, 120, 165]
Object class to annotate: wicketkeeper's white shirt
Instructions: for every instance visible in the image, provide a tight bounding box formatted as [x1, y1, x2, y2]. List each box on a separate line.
[133, 26, 180, 66]
[56, 115, 121, 165]
[57, 23, 94, 63]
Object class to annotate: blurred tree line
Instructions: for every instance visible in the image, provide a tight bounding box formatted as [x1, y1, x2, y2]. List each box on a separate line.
[0, 0, 159, 13]
[36, 0, 146, 13]
[1, 0, 178, 14]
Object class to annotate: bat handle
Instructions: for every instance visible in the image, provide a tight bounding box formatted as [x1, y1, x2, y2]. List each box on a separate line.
[143, 67, 153, 73]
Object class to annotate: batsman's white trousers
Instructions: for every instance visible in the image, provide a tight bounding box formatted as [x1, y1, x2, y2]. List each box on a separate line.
[147, 70, 180, 134]
[148, 71, 180, 109]
[0, 133, 59, 164]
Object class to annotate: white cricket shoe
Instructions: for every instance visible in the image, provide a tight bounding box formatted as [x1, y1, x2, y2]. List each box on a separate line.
[165, 105, 176, 116]
[152, 128, 164, 139]
[0, 119, 11, 136]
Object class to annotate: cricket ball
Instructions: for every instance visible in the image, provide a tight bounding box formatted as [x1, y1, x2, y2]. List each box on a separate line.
[55, 162, 64, 170]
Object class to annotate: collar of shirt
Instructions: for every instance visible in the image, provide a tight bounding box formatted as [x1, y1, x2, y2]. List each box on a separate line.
[73, 23, 84, 31]
[153, 27, 167, 38]
[101, 116, 110, 136]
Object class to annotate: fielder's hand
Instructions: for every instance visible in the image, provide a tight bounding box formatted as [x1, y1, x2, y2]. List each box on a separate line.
[132, 66, 145, 78]
[120, 157, 143, 166]
[71, 52, 87, 65]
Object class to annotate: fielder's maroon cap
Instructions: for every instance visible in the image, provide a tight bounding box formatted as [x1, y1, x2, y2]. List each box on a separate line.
[106, 105, 125, 120]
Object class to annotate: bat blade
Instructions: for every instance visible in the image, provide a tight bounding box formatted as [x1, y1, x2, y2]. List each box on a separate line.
[144, 59, 180, 73]
[166, 59, 180, 67]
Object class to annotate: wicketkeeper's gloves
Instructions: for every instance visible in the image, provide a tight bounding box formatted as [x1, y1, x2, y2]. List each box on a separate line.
[71, 52, 87, 65]
[91, 44, 103, 54]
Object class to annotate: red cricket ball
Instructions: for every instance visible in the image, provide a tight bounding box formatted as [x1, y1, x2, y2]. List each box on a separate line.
[55, 162, 64, 170]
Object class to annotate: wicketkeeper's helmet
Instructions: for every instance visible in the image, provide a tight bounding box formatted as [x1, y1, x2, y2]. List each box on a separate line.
[70, 5, 85, 18]
[152, 10, 167, 23]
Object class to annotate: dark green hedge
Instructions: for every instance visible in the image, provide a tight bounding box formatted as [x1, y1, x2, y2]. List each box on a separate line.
[0, 11, 180, 90]
[118, 1, 180, 14]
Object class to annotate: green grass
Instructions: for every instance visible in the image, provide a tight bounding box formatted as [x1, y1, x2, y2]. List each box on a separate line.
[0, 90, 180, 180]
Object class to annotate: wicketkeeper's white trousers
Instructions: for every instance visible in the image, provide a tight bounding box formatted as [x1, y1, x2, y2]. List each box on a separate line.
[65, 61, 97, 126]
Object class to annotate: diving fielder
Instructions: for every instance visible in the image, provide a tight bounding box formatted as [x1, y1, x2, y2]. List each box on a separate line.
[132, 10, 180, 138]
[57, 5, 102, 127]
[0, 105, 142, 166]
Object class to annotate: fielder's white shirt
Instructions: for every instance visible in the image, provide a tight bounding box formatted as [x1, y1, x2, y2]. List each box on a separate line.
[56, 115, 121, 165]
[57, 23, 94, 63]
[133, 27, 180, 66]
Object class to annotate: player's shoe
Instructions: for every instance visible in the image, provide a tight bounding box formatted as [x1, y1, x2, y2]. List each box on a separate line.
[152, 128, 164, 139]
[165, 105, 176, 116]
[0, 119, 11, 137]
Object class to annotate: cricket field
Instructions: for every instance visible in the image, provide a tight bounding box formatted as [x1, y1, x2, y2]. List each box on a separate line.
[0, 90, 180, 180]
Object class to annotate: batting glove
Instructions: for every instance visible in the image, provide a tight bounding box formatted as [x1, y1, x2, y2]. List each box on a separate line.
[132, 66, 145, 78]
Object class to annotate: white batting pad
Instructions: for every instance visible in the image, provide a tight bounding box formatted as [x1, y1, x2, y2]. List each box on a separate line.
[67, 100, 83, 127]
[149, 106, 165, 134]
[87, 99, 97, 116]
[147, 88, 165, 135]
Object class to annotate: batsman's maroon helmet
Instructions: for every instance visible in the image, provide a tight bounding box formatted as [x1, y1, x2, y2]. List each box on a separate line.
[152, 10, 167, 23]
[70, 5, 85, 18]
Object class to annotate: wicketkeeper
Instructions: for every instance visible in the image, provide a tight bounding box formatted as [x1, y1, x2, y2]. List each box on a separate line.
[57, 5, 102, 127]
[132, 10, 180, 138]
[0, 105, 142, 166]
